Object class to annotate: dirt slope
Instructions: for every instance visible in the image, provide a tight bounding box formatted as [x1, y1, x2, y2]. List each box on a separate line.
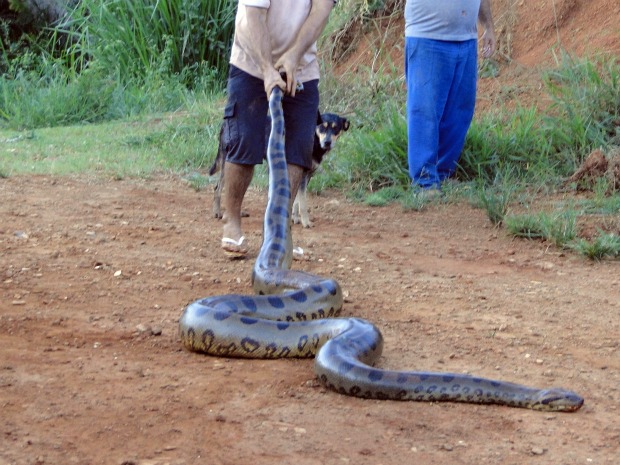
[335, 0, 620, 111]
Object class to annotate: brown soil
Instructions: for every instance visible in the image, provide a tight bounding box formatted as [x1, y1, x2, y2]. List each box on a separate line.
[2, 1, 620, 464]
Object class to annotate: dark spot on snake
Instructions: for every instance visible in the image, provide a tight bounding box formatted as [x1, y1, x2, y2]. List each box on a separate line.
[267, 296, 285, 308]
[396, 373, 409, 384]
[442, 375, 455, 383]
[240, 297, 257, 312]
[324, 280, 339, 295]
[462, 386, 470, 394]
[474, 389, 483, 397]
[273, 206, 288, 217]
[419, 374, 430, 381]
[297, 335, 308, 351]
[276, 322, 289, 330]
[394, 390, 408, 400]
[279, 347, 291, 357]
[223, 301, 238, 312]
[349, 386, 361, 396]
[451, 383, 461, 392]
[426, 385, 437, 394]
[265, 343, 278, 355]
[490, 381, 501, 388]
[276, 187, 289, 197]
[295, 312, 307, 321]
[273, 226, 286, 239]
[290, 291, 308, 303]
[367, 370, 383, 382]
[414, 385, 424, 394]
[311, 284, 323, 293]
[240, 337, 260, 353]
[240, 317, 258, 325]
[375, 392, 390, 400]
[213, 311, 231, 321]
[200, 329, 214, 348]
[472, 377, 483, 384]
[338, 361, 354, 375]
[270, 243, 285, 254]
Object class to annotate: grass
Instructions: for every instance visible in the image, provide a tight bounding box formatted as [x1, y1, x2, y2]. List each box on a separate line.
[570, 233, 620, 260]
[0, 94, 224, 177]
[1, 1, 619, 260]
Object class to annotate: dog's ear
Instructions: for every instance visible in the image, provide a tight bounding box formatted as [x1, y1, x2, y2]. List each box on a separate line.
[316, 111, 323, 126]
[342, 118, 350, 131]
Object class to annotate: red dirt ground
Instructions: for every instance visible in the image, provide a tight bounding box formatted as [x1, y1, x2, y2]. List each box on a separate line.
[1, 1, 620, 464]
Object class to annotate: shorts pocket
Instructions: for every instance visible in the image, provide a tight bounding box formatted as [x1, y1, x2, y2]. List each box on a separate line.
[222, 102, 239, 153]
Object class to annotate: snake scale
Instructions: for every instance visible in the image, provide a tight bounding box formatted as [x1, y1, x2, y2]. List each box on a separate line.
[179, 88, 584, 412]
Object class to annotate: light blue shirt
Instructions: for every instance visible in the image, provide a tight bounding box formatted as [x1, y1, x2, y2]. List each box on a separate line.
[405, 0, 480, 41]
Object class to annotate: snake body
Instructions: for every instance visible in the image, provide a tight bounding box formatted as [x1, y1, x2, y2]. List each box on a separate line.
[179, 88, 584, 412]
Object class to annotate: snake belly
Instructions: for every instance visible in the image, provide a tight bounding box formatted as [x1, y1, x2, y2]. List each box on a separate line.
[179, 88, 584, 412]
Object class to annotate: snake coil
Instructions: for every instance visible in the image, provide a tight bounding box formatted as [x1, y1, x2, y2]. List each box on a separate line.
[179, 88, 584, 412]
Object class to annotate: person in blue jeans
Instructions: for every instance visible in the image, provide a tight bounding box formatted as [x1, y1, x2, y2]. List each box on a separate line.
[405, 0, 496, 193]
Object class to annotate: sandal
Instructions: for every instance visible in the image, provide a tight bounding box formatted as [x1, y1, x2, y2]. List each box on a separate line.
[221, 236, 248, 259]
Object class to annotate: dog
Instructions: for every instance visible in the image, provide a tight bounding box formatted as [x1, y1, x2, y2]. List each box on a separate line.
[209, 111, 349, 228]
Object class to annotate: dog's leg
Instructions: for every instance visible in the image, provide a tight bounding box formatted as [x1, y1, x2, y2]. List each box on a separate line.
[213, 164, 224, 219]
[212, 125, 226, 219]
[293, 172, 313, 228]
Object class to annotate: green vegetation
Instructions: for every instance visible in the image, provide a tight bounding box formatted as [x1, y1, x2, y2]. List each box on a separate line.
[0, 0, 618, 259]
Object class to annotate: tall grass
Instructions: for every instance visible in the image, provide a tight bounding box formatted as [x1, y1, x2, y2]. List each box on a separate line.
[69, 0, 236, 87]
[0, 0, 235, 130]
[543, 52, 620, 173]
[459, 54, 620, 186]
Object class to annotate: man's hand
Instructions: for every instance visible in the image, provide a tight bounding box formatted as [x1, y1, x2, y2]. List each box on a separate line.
[274, 54, 299, 97]
[478, 0, 496, 58]
[480, 29, 496, 58]
[264, 67, 287, 97]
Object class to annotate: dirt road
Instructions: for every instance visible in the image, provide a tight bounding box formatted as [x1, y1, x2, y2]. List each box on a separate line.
[1, 176, 618, 464]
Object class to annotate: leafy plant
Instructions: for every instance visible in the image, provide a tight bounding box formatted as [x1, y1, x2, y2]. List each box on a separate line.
[63, 0, 236, 88]
[504, 210, 577, 247]
[570, 232, 620, 260]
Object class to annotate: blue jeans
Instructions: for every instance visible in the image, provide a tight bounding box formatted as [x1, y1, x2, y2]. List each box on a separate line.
[405, 37, 478, 188]
[222, 65, 319, 170]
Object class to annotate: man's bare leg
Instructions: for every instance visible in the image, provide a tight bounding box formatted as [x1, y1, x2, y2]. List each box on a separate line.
[221, 161, 254, 256]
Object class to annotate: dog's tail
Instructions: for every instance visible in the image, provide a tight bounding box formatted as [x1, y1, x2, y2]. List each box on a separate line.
[209, 124, 225, 176]
[208, 157, 220, 176]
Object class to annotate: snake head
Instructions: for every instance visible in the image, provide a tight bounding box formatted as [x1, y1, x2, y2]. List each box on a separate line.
[531, 388, 585, 412]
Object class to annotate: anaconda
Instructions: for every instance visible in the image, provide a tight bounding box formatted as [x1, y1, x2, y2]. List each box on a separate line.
[179, 87, 584, 412]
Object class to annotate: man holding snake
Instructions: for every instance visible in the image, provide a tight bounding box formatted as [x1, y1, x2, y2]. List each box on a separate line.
[219, 0, 336, 258]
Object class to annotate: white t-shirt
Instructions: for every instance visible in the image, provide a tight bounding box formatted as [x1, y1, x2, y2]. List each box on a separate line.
[230, 0, 332, 82]
[405, 0, 481, 41]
